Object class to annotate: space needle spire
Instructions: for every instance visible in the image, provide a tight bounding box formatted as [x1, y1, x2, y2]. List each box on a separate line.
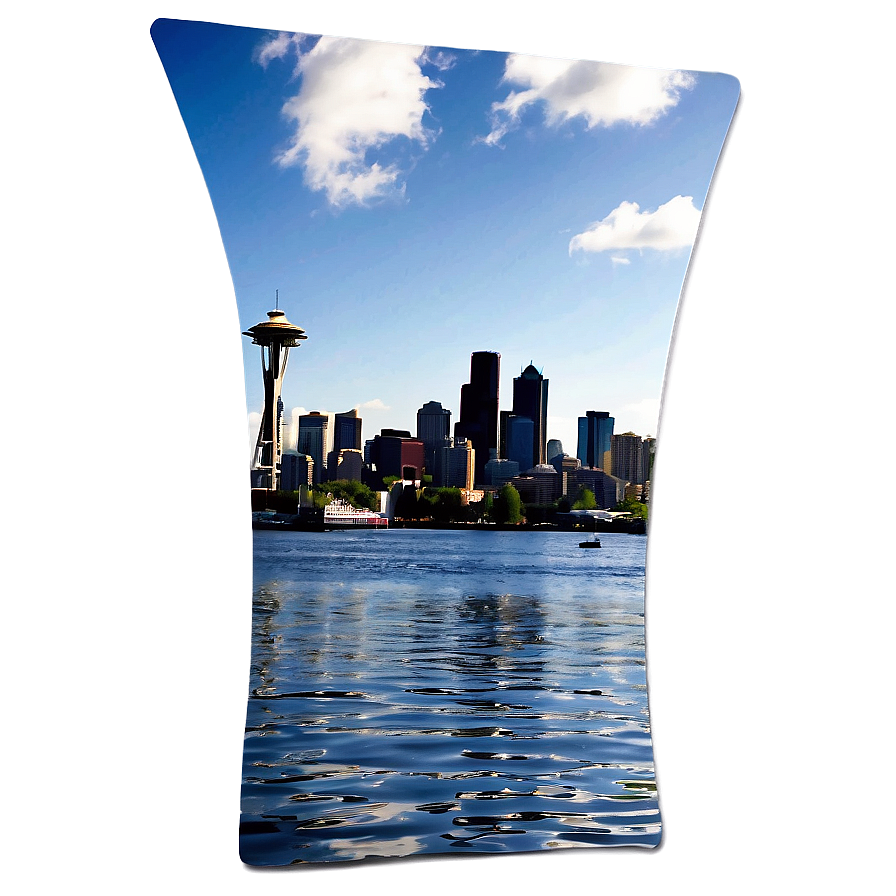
[243, 300, 308, 490]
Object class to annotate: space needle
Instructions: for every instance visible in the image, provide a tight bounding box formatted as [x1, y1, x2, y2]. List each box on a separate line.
[243, 297, 307, 490]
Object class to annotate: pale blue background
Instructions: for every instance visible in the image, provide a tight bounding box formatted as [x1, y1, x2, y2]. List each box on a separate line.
[4, 2, 891, 895]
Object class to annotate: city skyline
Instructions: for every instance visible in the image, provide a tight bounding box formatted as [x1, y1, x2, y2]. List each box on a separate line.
[152, 19, 739, 461]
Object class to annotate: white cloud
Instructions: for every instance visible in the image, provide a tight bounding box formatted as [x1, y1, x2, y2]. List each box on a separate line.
[569, 195, 701, 254]
[255, 32, 298, 68]
[257, 34, 441, 206]
[357, 398, 391, 411]
[611, 255, 631, 265]
[484, 55, 695, 145]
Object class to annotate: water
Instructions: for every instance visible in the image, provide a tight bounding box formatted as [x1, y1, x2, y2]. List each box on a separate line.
[240, 528, 660, 865]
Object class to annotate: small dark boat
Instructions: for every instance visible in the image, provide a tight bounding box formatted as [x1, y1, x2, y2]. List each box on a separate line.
[579, 539, 601, 548]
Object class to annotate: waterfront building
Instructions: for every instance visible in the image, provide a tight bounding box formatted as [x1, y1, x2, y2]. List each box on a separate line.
[566, 467, 626, 509]
[437, 438, 475, 490]
[455, 351, 500, 487]
[612, 432, 644, 484]
[512, 363, 549, 465]
[243, 306, 307, 490]
[505, 414, 535, 472]
[577, 410, 614, 473]
[333, 409, 362, 452]
[326, 448, 363, 482]
[484, 457, 520, 488]
[416, 400, 451, 472]
[298, 411, 329, 486]
[546, 439, 564, 464]
[280, 453, 314, 491]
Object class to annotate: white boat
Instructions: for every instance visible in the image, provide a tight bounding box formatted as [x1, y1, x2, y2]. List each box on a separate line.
[323, 498, 388, 529]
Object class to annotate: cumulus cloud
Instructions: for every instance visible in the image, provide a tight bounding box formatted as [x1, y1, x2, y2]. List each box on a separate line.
[256, 33, 441, 206]
[484, 54, 695, 145]
[569, 195, 701, 255]
[357, 398, 391, 411]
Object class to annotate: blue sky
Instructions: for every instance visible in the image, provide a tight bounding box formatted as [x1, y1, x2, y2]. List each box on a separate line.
[152, 19, 738, 458]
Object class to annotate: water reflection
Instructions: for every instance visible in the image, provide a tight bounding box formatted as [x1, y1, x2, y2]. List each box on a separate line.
[241, 529, 660, 865]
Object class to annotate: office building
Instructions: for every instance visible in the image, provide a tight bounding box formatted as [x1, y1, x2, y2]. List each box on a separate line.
[298, 411, 329, 485]
[280, 453, 314, 491]
[326, 448, 363, 482]
[332, 409, 362, 452]
[455, 351, 500, 486]
[484, 457, 520, 488]
[577, 410, 614, 473]
[437, 438, 475, 490]
[511, 363, 549, 465]
[416, 400, 451, 472]
[612, 432, 644, 485]
[505, 414, 535, 472]
[546, 439, 564, 464]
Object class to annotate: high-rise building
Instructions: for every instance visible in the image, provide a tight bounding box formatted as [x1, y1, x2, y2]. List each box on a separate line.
[511, 363, 549, 466]
[416, 400, 451, 472]
[367, 431, 425, 489]
[455, 351, 500, 486]
[484, 457, 520, 488]
[566, 467, 626, 509]
[546, 439, 564, 464]
[611, 432, 644, 484]
[642, 436, 656, 485]
[577, 411, 614, 473]
[332, 409, 362, 453]
[298, 411, 329, 485]
[280, 453, 314, 491]
[505, 415, 535, 472]
[326, 448, 363, 482]
[437, 438, 475, 490]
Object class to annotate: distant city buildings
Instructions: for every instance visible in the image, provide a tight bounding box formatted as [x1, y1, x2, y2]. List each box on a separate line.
[455, 351, 500, 487]
[250, 335, 656, 513]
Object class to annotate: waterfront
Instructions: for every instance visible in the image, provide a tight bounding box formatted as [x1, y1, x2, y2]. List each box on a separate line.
[241, 528, 660, 865]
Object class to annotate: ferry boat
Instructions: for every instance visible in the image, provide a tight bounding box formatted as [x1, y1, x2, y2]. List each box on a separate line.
[323, 498, 388, 529]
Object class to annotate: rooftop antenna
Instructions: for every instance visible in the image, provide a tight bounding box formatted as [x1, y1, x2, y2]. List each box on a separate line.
[275, 289, 279, 311]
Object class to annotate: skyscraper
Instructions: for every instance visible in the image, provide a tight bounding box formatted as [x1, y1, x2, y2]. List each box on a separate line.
[612, 432, 644, 484]
[455, 351, 500, 486]
[298, 411, 329, 486]
[332, 409, 362, 453]
[416, 400, 451, 472]
[511, 363, 549, 466]
[577, 411, 614, 473]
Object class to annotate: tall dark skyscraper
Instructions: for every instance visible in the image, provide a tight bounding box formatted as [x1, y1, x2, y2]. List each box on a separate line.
[332, 409, 362, 452]
[416, 400, 451, 472]
[511, 363, 549, 466]
[577, 410, 614, 472]
[455, 351, 500, 486]
[298, 411, 329, 486]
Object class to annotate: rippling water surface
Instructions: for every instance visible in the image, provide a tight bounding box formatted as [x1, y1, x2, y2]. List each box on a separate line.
[240, 528, 660, 865]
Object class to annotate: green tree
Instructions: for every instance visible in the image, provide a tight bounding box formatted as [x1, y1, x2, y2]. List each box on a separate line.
[613, 496, 648, 519]
[572, 487, 597, 510]
[492, 483, 523, 524]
